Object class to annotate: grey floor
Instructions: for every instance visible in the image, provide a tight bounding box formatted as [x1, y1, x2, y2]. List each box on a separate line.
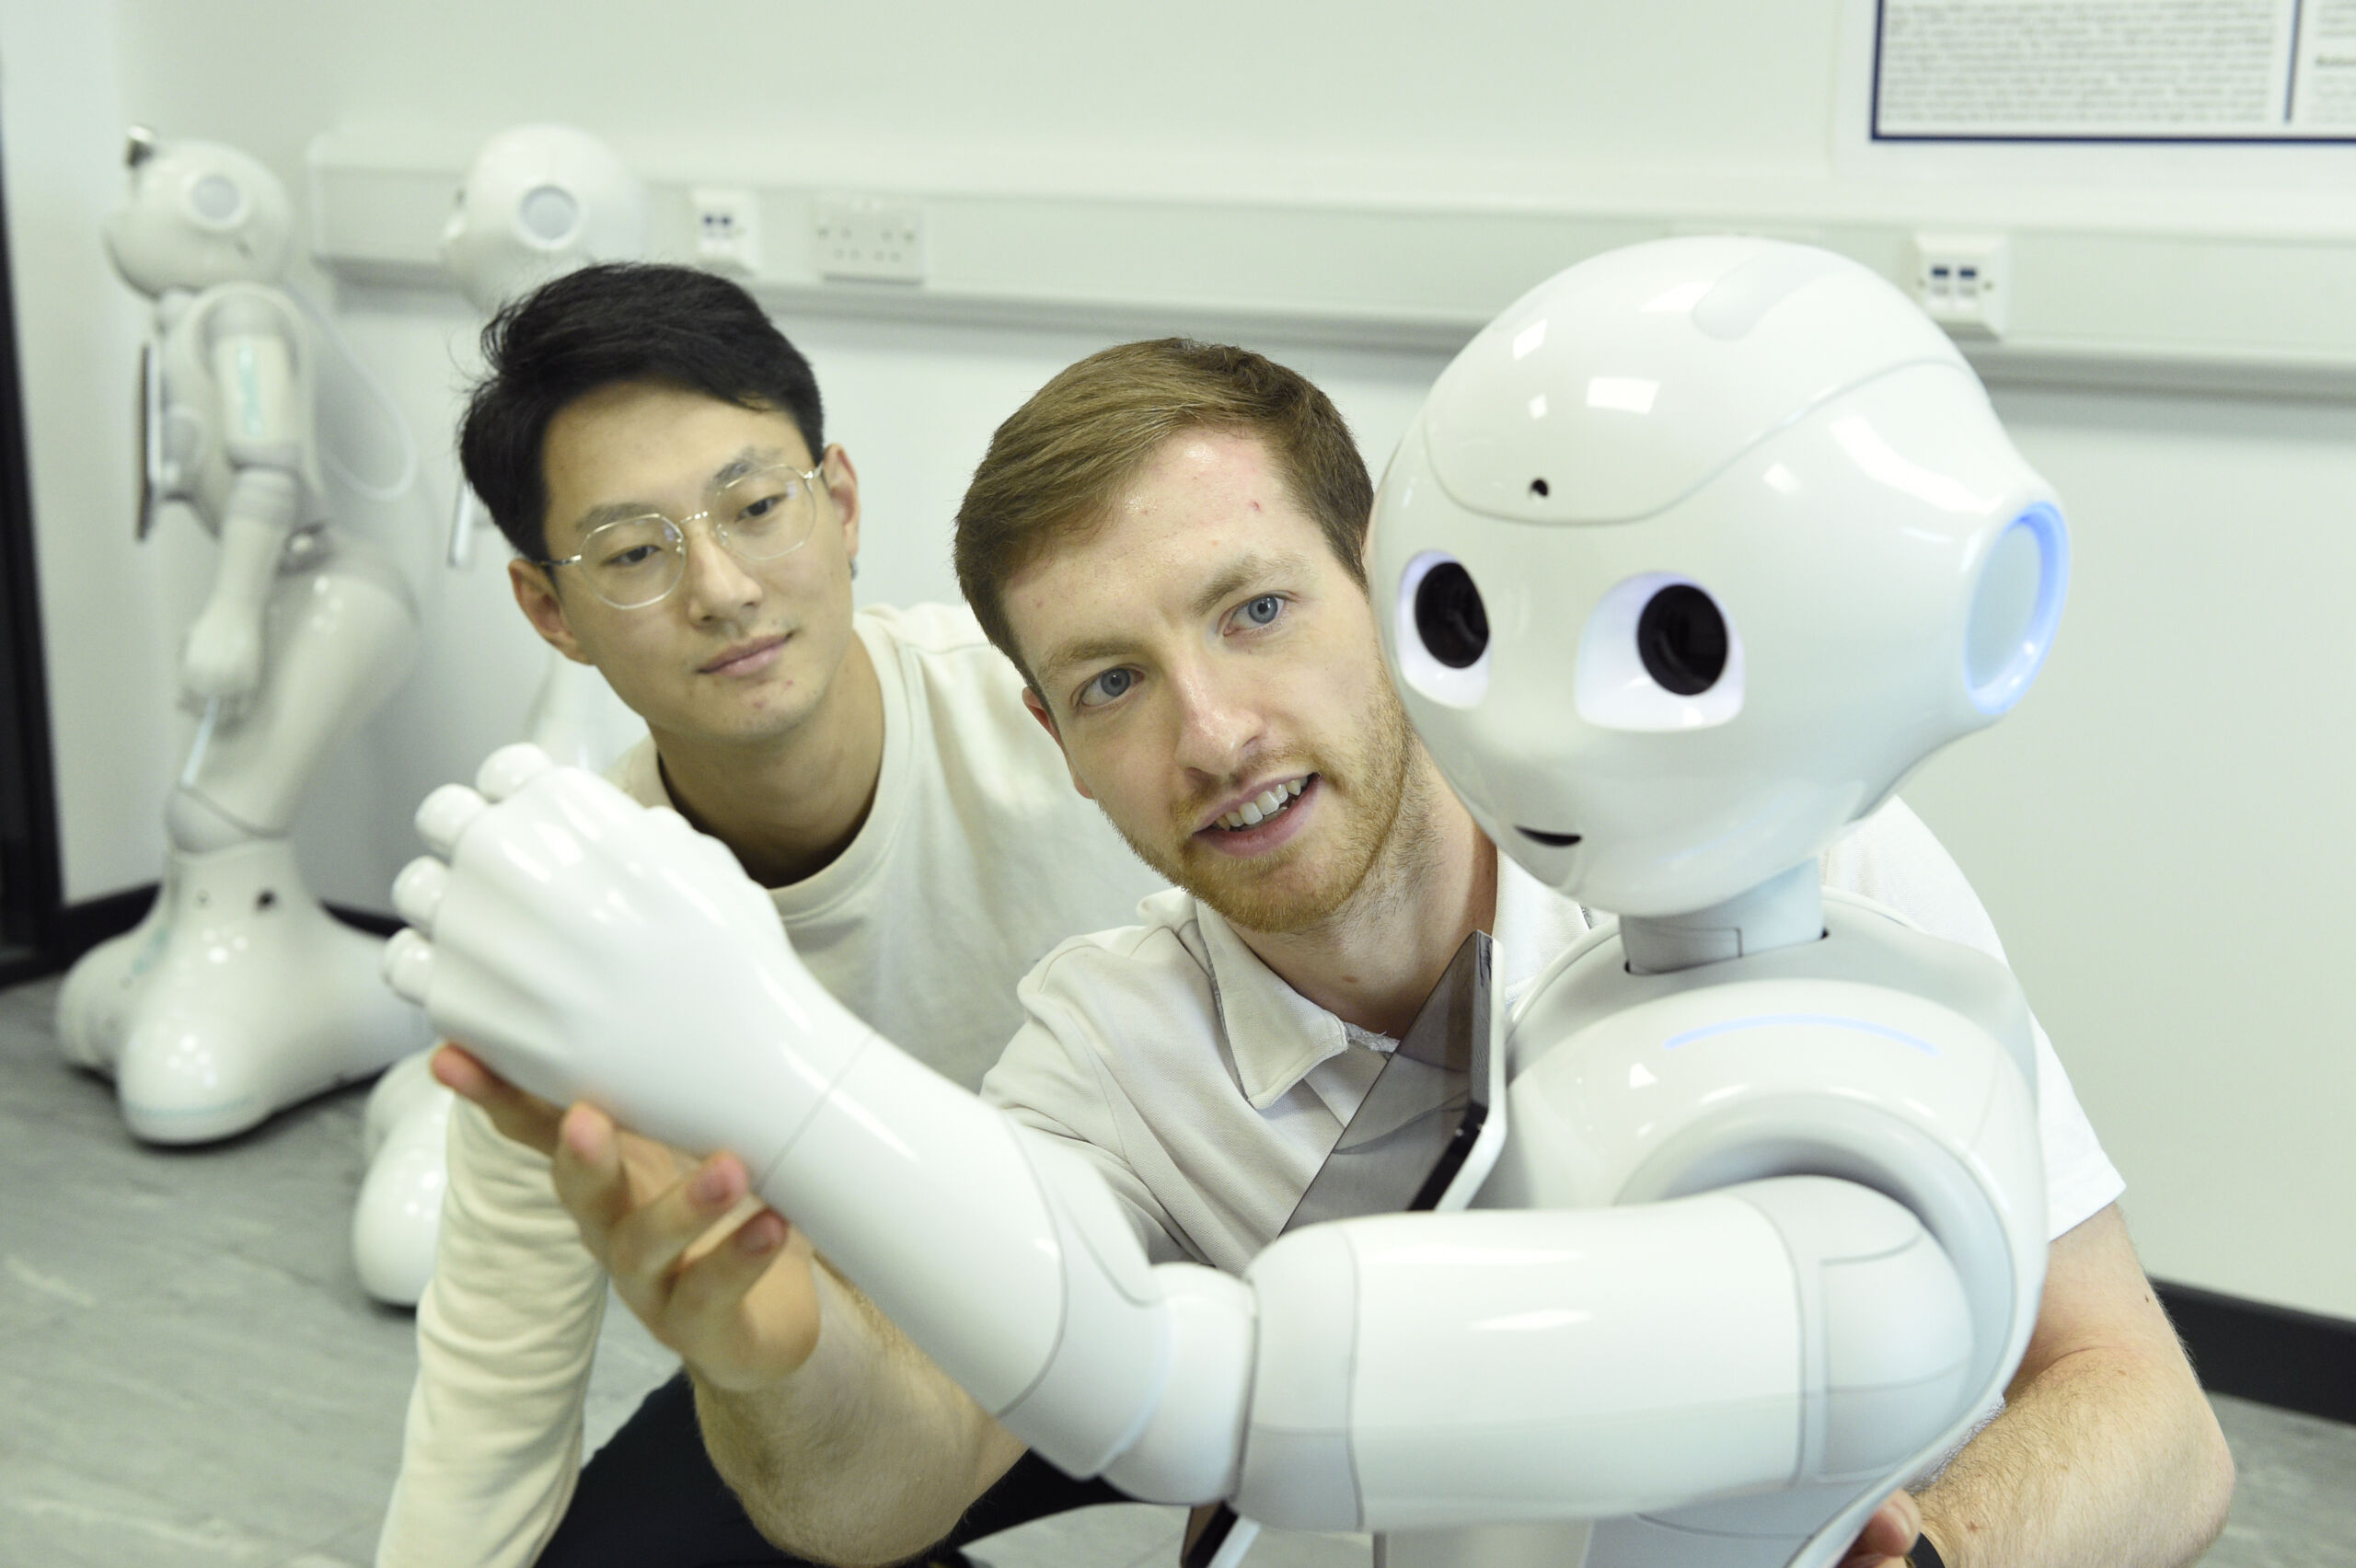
[1, 971, 2348, 1568]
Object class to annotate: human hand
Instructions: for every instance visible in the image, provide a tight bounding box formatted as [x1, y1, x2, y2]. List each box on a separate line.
[431, 1042, 821, 1389]
[1837, 1488, 1928, 1567]
[552, 1099, 822, 1390]
[179, 605, 263, 710]
[384, 744, 880, 1182]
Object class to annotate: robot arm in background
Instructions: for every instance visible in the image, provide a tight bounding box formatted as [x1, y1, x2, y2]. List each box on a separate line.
[174, 293, 311, 710]
[384, 749, 1981, 1535]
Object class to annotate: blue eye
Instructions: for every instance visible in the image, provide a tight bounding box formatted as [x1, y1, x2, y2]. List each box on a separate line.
[1079, 667, 1137, 708]
[1239, 594, 1282, 628]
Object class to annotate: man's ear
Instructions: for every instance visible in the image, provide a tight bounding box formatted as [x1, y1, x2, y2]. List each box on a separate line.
[509, 558, 595, 665]
[1021, 686, 1092, 800]
[820, 444, 860, 571]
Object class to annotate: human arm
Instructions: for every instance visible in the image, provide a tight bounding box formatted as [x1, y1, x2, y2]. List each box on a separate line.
[373, 1082, 612, 1568]
[1842, 1202, 2234, 1567]
[436, 1044, 1026, 1564]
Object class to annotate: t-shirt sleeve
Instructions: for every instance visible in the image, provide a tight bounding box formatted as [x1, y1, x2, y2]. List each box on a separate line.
[1826, 799, 2126, 1239]
[375, 1101, 612, 1568]
[982, 956, 1193, 1267]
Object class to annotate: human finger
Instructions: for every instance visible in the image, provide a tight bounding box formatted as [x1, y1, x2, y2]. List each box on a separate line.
[548, 1101, 645, 1258]
[593, 1147, 756, 1288]
[431, 1042, 564, 1155]
[664, 1212, 826, 1389]
[1837, 1491, 1922, 1566]
[665, 1206, 792, 1320]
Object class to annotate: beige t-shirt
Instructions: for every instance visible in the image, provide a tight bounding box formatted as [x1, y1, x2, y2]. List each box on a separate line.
[376, 605, 1165, 1568]
[981, 797, 2125, 1276]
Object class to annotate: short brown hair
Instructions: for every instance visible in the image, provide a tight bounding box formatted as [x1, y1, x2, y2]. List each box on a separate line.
[953, 339, 1372, 687]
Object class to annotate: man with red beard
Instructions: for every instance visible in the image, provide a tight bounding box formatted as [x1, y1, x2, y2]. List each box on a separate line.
[451, 340, 2232, 1568]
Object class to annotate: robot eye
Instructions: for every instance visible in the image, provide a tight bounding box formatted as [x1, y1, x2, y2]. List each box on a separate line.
[1636, 583, 1727, 696]
[1575, 573, 1745, 732]
[1394, 550, 1492, 709]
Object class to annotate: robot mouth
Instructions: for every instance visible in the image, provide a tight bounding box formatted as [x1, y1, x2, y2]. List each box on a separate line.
[1518, 827, 1582, 847]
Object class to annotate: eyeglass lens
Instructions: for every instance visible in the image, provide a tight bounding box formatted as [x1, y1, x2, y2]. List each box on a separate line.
[576, 465, 821, 609]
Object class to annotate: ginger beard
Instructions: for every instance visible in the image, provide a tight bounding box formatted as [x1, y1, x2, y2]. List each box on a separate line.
[1118, 668, 1425, 939]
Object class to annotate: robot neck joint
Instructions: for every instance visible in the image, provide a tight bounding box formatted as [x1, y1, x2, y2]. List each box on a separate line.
[1621, 859, 1824, 974]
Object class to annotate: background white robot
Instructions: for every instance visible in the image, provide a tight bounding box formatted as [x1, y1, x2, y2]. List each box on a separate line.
[351, 123, 650, 1306]
[381, 238, 2068, 1568]
[56, 129, 426, 1144]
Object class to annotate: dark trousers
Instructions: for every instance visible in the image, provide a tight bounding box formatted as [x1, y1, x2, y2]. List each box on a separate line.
[537, 1371, 1131, 1567]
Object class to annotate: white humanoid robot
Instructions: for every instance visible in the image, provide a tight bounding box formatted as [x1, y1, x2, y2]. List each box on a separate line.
[351, 124, 649, 1305]
[56, 130, 427, 1144]
[382, 237, 2068, 1568]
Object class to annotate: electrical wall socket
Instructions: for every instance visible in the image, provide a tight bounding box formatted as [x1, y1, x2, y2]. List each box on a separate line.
[691, 187, 760, 273]
[1910, 232, 2010, 340]
[813, 196, 927, 283]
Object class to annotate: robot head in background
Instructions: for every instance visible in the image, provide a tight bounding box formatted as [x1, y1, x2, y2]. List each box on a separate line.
[103, 129, 294, 297]
[1372, 237, 2069, 918]
[442, 124, 648, 315]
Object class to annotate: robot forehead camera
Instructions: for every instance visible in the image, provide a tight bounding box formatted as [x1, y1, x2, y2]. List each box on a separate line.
[103, 130, 294, 295]
[1371, 236, 2069, 917]
[442, 123, 649, 315]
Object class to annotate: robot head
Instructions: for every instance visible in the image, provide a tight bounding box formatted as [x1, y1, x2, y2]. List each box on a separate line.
[442, 124, 649, 315]
[1372, 237, 2068, 917]
[103, 130, 294, 296]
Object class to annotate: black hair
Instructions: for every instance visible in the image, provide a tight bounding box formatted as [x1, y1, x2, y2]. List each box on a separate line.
[458, 261, 825, 561]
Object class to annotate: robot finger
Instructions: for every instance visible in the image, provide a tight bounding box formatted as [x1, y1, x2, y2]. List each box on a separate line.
[383, 928, 435, 1005]
[476, 742, 556, 801]
[414, 782, 488, 859]
[390, 856, 449, 934]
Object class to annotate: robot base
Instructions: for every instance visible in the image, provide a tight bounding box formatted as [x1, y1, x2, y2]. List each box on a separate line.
[56, 836, 430, 1144]
[352, 1048, 455, 1306]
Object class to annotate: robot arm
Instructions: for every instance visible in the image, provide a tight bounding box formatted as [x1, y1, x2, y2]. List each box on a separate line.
[177, 294, 308, 709]
[1234, 1177, 1971, 1533]
[385, 749, 1977, 1530]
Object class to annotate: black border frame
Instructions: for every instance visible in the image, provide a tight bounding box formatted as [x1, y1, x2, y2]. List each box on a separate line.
[0, 122, 64, 984]
[1869, 0, 2356, 146]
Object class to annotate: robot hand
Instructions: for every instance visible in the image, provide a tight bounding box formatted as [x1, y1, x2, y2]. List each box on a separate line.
[179, 602, 264, 710]
[387, 745, 1224, 1493]
[383, 743, 878, 1174]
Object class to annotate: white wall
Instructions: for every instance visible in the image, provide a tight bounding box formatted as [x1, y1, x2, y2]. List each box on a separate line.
[5, 0, 2349, 1319]
[1903, 386, 2356, 1321]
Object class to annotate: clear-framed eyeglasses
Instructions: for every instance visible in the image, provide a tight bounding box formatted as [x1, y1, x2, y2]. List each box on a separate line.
[537, 460, 828, 610]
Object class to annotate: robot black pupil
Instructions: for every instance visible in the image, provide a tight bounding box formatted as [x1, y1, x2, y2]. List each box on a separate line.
[1415, 562, 1490, 670]
[1636, 584, 1727, 697]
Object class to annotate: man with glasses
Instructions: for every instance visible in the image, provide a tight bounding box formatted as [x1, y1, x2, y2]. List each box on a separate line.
[375, 263, 1164, 1568]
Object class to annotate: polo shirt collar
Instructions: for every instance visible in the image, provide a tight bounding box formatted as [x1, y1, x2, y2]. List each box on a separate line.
[1194, 899, 1352, 1111]
[1192, 845, 1597, 1112]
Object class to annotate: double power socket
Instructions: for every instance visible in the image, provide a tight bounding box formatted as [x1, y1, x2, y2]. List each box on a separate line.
[690, 188, 928, 284]
[1909, 232, 2010, 340]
